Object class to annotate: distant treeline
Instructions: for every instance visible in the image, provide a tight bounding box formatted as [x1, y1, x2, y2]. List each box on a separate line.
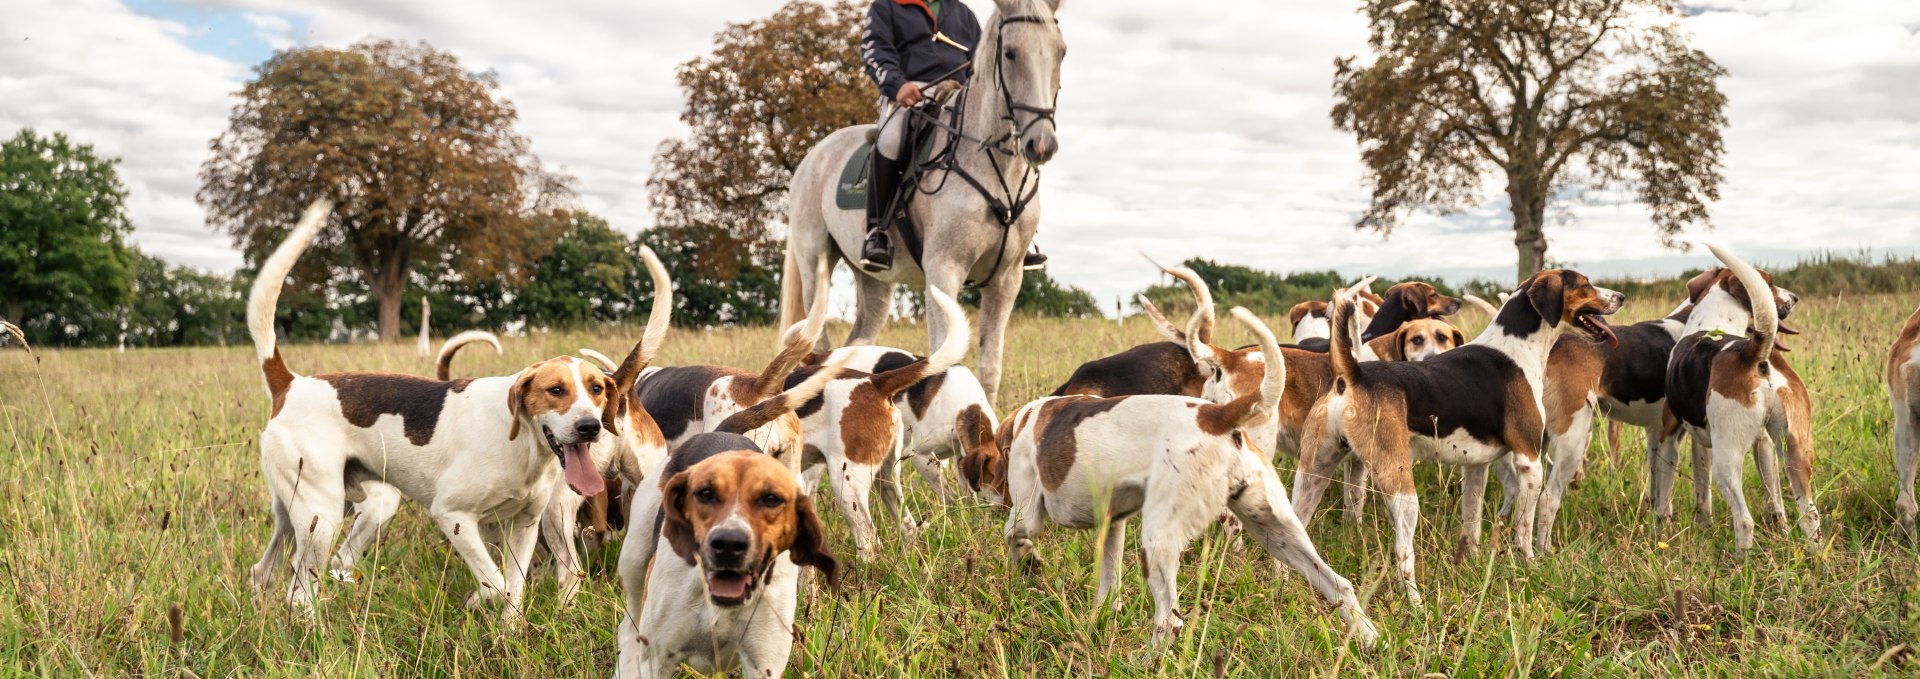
[1136, 253, 1920, 318]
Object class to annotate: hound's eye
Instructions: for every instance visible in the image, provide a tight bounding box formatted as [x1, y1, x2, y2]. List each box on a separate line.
[757, 492, 786, 509]
[694, 487, 719, 505]
[591, 384, 604, 395]
[1412, 337, 1425, 346]
[547, 386, 565, 397]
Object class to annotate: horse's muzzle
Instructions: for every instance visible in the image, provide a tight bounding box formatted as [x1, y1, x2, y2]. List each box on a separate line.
[1023, 132, 1058, 164]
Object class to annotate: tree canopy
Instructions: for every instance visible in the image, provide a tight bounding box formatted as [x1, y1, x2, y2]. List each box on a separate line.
[1331, 0, 1728, 280]
[0, 128, 138, 323]
[199, 38, 571, 341]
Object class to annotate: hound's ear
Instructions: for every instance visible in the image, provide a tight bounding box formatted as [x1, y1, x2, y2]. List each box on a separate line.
[788, 494, 840, 590]
[661, 471, 700, 564]
[1288, 303, 1310, 329]
[1684, 268, 1718, 303]
[506, 369, 534, 440]
[1382, 330, 1408, 362]
[1526, 273, 1567, 327]
[957, 407, 997, 458]
[1450, 327, 1467, 348]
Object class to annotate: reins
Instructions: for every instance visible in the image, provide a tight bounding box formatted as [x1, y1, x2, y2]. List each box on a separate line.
[899, 13, 1058, 287]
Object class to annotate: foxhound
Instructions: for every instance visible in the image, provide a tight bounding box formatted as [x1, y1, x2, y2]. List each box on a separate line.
[960, 306, 1378, 646]
[1661, 243, 1816, 549]
[805, 343, 997, 504]
[615, 360, 847, 677]
[776, 289, 968, 559]
[1892, 301, 1920, 539]
[1294, 270, 1622, 605]
[245, 201, 656, 624]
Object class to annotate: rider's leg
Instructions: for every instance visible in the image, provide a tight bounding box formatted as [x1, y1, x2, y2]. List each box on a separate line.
[862, 95, 913, 273]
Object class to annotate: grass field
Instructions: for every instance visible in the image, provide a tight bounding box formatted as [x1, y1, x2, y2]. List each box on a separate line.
[4, 292, 1918, 677]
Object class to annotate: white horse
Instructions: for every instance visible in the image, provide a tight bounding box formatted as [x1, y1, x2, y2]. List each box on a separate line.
[782, 0, 1066, 402]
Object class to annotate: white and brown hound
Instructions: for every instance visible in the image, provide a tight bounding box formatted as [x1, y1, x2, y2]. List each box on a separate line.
[1661, 243, 1816, 549]
[778, 289, 969, 559]
[1892, 302, 1920, 539]
[960, 307, 1379, 646]
[806, 343, 997, 504]
[615, 361, 847, 677]
[1294, 270, 1622, 605]
[245, 201, 656, 624]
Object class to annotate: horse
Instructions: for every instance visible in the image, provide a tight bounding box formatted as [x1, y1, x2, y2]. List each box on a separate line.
[781, 0, 1066, 403]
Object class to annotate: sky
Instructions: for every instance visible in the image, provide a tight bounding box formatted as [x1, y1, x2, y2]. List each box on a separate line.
[3, 0, 1917, 314]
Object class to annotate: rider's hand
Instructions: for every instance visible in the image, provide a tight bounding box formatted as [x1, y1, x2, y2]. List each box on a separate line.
[895, 82, 924, 108]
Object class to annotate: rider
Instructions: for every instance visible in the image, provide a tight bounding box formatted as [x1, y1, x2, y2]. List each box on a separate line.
[860, 0, 1046, 273]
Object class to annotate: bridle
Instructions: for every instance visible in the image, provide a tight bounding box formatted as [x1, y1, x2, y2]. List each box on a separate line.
[902, 13, 1060, 285]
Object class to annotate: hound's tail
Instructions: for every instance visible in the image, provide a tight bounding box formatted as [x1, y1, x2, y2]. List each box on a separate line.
[246, 200, 332, 398]
[717, 354, 852, 435]
[1136, 294, 1186, 344]
[757, 257, 833, 400]
[870, 288, 969, 399]
[1157, 264, 1216, 345]
[1705, 242, 1778, 364]
[577, 347, 617, 373]
[1462, 294, 1500, 317]
[0, 321, 29, 354]
[435, 331, 503, 380]
[1197, 307, 1286, 431]
[1329, 288, 1363, 384]
[777, 245, 807, 334]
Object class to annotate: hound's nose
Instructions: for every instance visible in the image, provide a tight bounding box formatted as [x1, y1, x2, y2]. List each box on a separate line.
[708, 529, 751, 565]
[573, 419, 602, 441]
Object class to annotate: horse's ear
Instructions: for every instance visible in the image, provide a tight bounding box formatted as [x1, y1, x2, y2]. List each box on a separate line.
[1045, 0, 1065, 11]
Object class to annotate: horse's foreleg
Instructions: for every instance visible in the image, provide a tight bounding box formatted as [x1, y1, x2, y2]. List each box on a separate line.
[972, 266, 1024, 404]
[846, 274, 894, 347]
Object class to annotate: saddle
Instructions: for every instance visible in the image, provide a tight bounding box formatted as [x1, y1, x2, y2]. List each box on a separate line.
[835, 90, 956, 268]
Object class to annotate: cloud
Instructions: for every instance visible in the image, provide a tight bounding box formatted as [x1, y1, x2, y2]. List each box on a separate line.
[2, 0, 1915, 312]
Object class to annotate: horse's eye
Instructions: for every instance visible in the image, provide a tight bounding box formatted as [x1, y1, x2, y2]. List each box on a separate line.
[757, 493, 785, 509]
[694, 487, 718, 504]
[1004, 48, 1017, 61]
[547, 386, 565, 397]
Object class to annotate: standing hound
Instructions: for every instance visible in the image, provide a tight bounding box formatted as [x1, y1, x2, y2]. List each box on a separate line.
[778, 290, 968, 559]
[1293, 270, 1622, 605]
[245, 201, 654, 624]
[960, 306, 1379, 646]
[1892, 301, 1920, 539]
[805, 343, 997, 504]
[635, 263, 833, 471]
[1661, 243, 1816, 549]
[615, 361, 847, 677]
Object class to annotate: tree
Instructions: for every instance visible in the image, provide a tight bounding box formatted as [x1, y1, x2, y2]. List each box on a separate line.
[635, 226, 781, 328]
[508, 213, 638, 329]
[0, 129, 138, 322]
[958, 270, 1102, 319]
[1331, 0, 1728, 279]
[647, 0, 869, 277]
[199, 38, 571, 342]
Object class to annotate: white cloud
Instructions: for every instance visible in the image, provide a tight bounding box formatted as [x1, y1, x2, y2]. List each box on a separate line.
[2, 0, 1915, 311]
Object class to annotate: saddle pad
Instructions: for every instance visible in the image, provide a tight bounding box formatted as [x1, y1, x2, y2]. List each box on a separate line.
[834, 142, 874, 210]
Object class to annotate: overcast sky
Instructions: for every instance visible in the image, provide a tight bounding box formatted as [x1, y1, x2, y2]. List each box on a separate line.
[4, 0, 1917, 312]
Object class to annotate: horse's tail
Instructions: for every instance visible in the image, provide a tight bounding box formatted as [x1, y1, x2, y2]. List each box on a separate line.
[779, 244, 805, 332]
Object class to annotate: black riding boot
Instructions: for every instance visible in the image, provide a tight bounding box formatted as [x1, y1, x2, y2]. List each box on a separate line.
[860, 150, 903, 273]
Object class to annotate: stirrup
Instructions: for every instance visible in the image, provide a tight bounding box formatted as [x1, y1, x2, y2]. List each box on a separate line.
[1021, 249, 1048, 271]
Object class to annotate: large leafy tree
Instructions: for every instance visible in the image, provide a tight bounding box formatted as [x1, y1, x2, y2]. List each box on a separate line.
[1331, 0, 1728, 279]
[509, 213, 638, 328]
[647, 0, 869, 276]
[0, 129, 138, 322]
[199, 38, 571, 341]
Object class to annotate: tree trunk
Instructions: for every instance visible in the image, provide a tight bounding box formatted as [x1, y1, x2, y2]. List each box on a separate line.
[1508, 174, 1550, 282]
[373, 244, 410, 343]
[5, 301, 20, 323]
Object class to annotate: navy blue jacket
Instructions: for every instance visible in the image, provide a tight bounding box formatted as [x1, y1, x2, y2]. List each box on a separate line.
[862, 0, 981, 101]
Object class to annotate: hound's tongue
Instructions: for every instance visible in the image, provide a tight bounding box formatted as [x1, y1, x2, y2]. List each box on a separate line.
[1585, 315, 1619, 349]
[709, 571, 750, 599]
[561, 444, 604, 496]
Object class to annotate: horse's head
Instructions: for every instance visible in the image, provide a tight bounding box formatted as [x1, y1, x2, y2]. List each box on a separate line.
[991, 0, 1065, 165]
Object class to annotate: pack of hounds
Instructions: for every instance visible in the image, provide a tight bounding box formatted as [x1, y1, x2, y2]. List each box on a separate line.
[220, 201, 1920, 676]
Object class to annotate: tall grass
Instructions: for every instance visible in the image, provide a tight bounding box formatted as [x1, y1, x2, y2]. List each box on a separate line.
[2, 291, 1917, 675]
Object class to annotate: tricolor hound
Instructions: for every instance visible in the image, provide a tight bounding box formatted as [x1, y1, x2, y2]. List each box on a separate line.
[804, 343, 997, 504]
[1294, 270, 1622, 605]
[615, 360, 847, 677]
[961, 307, 1380, 646]
[1661, 243, 1816, 549]
[246, 201, 653, 624]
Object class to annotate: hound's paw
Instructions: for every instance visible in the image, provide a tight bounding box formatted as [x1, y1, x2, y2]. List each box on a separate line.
[328, 568, 359, 584]
[1149, 616, 1185, 646]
